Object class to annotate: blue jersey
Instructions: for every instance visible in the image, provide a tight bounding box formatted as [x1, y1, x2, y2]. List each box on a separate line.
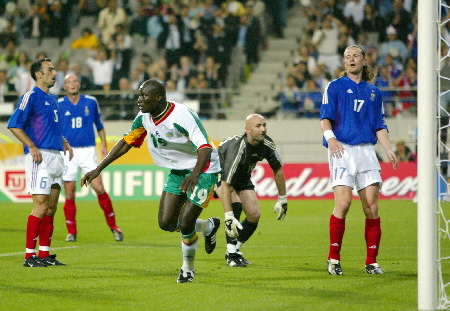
[58, 94, 104, 147]
[7, 87, 63, 153]
[320, 76, 387, 147]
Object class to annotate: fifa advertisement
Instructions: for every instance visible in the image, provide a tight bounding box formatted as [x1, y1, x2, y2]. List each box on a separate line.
[0, 162, 418, 202]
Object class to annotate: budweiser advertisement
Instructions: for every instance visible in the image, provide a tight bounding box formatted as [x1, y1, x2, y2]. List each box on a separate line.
[252, 162, 417, 200]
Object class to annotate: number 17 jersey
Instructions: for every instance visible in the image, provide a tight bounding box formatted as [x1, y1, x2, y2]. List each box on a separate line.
[320, 76, 387, 147]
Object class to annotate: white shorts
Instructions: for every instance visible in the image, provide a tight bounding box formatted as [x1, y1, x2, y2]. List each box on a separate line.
[26, 149, 64, 195]
[328, 143, 382, 191]
[63, 146, 98, 182]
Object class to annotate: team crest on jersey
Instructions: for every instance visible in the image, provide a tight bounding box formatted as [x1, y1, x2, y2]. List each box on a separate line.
[84, 106, 90, 116]
[166, 131, 174, 137]
[44, 101, 50, 106]
[346, 89, 353, 94]
[64, 110, 71, 116]
[370, 91, 376, 101]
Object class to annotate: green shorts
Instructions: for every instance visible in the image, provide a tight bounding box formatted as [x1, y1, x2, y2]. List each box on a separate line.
[164, 169, 219, 208]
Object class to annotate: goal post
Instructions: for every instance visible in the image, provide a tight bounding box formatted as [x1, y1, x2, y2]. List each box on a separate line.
[418, 0, 438, 310]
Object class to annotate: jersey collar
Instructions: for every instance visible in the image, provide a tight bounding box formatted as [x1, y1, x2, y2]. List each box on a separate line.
[153, 102, 175, 125]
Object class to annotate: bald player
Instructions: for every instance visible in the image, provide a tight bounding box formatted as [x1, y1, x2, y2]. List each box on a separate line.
[59, 73, 123, 242]
[216, 114, 288, 267]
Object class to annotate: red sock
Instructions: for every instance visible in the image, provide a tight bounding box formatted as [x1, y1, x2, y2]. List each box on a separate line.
[328, 214, 346, 261]
[64, 199, 77, 234]
[38, 215, 54, 258]
[365, 217, 381, 265]
[98, 192, 118, 230]
[25, 215, 42, 259]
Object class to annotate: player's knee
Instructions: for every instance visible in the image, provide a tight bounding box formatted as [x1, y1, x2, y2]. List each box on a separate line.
[158, 218, 177, 232]
[179, 222, 195, 235]
[245, 208, 260, 222]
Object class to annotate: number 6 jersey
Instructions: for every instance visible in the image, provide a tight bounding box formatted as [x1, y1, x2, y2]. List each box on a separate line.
[123, 101, 221, 173]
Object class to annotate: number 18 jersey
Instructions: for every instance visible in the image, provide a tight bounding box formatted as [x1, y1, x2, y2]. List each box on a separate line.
[123, 102, 221, 173]
[320, 76, 387, 147]
[58, 94, 104, 147]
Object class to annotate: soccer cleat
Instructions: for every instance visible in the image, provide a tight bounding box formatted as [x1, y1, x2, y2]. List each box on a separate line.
[204, 217, 220, 254]
[111, 228, 124, 242]
[40, 254, 66, 266]
[327, 259, 343, 276]
[65, 233, 77, 242]
[225, 252, 248, 267]
[176, 269, 195, 283]
[365, 263, 384, 274]
[23, 255, 47, 267]
[237, 251, 251, 265]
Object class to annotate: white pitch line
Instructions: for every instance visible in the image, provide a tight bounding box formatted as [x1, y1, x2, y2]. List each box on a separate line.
[0, 246, 79, 257]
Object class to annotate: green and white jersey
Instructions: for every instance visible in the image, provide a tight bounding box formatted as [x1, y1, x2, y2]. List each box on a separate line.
[123, 102, 220, 173]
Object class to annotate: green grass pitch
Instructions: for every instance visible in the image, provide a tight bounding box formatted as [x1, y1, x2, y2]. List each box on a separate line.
[0, 199, 425, 311]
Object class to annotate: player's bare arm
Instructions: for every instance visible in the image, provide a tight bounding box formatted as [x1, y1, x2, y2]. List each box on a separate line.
[180, 147, 212, 192]
[8, 127, 42, 163]
[81, 138, 132, 186]
[62, 137, 74, 160]
[376, 129, 398, 169]
[97, 128, 108, 158]
[320, 118, 344, 158]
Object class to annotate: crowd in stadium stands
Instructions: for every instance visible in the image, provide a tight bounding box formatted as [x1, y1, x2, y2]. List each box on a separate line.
[279, 0, 421, 118]
[0, 0, 292, 119]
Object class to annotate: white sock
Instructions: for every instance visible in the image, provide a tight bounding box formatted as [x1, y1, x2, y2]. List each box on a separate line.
[236, 241, 243, 252]
[195, 218, 213, 235]
[181, 240, 198, 271]
[227, 243, 237, 253]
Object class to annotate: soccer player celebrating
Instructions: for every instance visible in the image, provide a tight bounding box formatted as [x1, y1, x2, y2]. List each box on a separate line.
[8, 58, 73, 267]
[320, 45, 398, 276]
[216, 114, 288, 267]
[59, 74, 123, 242]
[81, 79, 220, 283]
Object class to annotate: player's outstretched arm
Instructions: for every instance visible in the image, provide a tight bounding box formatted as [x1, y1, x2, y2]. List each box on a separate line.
[81, 138, 132, 187]
[9, 127, 42, 163]
[273, 168, 288, 220]
[376, 129, 398, 169]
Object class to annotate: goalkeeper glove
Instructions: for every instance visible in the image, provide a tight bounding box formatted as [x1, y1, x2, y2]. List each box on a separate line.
[274, 194, 288, 220]
[224, 211, 243, 238]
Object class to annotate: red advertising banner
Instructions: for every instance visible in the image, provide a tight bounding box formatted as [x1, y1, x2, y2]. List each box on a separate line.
[252, 162, 417, 200]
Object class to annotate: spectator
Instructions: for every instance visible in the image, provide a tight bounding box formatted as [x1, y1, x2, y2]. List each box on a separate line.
[396, 65, 417, 115]
[300, 79, 321, 118]
[375, 65, 395, 116]
[395, 140, 415, 162]
[278, 75, 301, 113]
[388, 0, 411, 43]
[192, 32, 208, 65]
[48, 0, 66, 44]
[70, 63, 93, 91]
[343, 0, 366, 26]
[379, 25, 408, 64]
[158, 12, 183, 67]
[51, 57, 72, 94]
[179, 4, 196, 57]
[312, 15, 340, 74]
[0, 68, 11, 103]
[71, 27, 99, 50]
[166, 79, 184, 103]
[98, 0, 127, 46]
[86, 48, 114, 92]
